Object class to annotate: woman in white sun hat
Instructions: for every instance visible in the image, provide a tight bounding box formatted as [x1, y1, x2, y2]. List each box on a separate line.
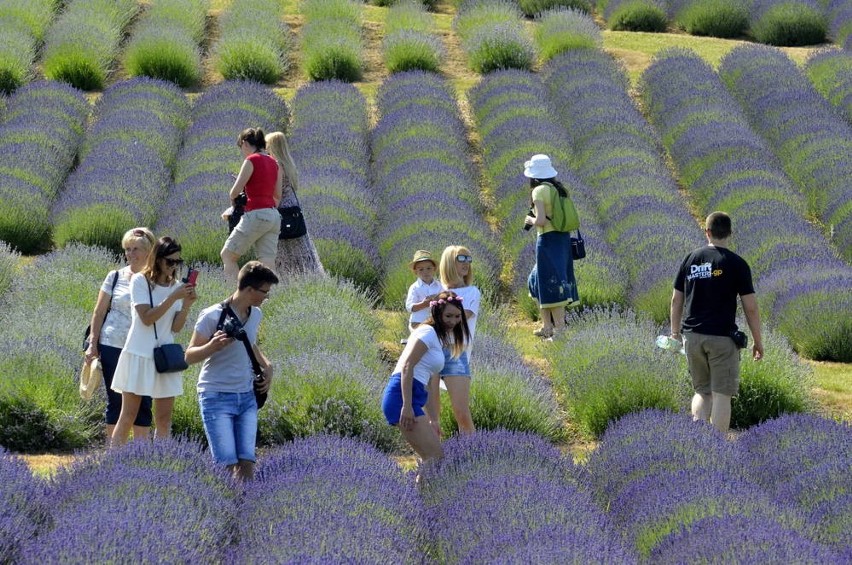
[522, 154, 580, 338]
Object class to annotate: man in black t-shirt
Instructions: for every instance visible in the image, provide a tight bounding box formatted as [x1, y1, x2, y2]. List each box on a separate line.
[670, 212, 764, 433]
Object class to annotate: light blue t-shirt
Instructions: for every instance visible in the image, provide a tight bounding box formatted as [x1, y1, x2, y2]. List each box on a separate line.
[195, 303, 262, 393]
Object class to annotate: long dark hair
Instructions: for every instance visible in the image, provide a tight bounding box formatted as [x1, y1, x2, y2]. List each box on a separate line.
[425, 290, 470, 359]
[142, 236, 181, 285]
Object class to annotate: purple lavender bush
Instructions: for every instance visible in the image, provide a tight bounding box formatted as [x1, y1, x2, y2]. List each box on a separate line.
[749, 0, 827, 45]
[641, 47, 852, 361]
[40, 0, 138, 90]
[419, 431, 636, 563]
[600, 0, 668, 31]
[547, 307, 691, 437]
[213, 0, 291, 84]
[649, 515, 842, 564]
[805, 48, 852, 123]
[0, 0, 56, 92]
[289, 81, 380, 288]
[158, 80, 289, 264]
[22, 439, 234, 564]
[229, 435, 424, 563]
[584, 409, 736, 506]
[467, 69, 627, 315]
[454, 0, 536, 73]
[543, 50, 699, 322]
[0, 80, 89, 253]
[609, 467, 809, 557]
[826, 0, 852, 46]
[373, 71, 498, 304]
[0, 448, 49, 563]
[719, 44, 852, 262]
[52, 78, 187, 251]
[257, 273, 399, 450]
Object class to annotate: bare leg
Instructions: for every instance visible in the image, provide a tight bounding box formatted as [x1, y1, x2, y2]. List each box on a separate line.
[106, 424, 115, 440]
[443, 376, 475, 434]
[691, 392, 712, 423]
[551, 306, 566, 332]
[535, 309, 553, 336]
[425, 376, 442, 438]
[132, 425, 151, 442]
[111, 393, 142, 447]
[710, 392, 732, 434]
[221, 249, 240, 284]
[400, 415, 443, 461]
[153, 397, 175, 439]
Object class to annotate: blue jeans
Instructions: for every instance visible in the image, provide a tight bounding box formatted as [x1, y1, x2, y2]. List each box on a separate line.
[198, 391, 258, 465]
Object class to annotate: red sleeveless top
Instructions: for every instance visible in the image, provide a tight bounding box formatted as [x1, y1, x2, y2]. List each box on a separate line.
[244, 153, 278, 211]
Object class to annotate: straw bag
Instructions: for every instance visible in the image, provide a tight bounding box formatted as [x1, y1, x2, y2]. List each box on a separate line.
[80, 358, 102, 400]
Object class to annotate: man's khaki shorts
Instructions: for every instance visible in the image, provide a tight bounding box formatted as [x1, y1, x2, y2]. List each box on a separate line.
[684, 332, 741, 396]
[223, 207, 280, 258]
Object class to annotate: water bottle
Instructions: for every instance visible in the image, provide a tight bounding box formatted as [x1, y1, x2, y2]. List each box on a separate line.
[656, 335, 685, 354]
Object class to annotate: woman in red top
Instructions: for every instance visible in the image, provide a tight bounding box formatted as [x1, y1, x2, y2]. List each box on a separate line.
[221, 127, 283, 283]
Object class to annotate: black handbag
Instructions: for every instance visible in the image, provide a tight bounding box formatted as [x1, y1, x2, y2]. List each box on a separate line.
[84, 270, 119, 350]
[278, 190, 307, 240]
[228, 192, 247, 233]
[571, 230, 586, 260]
[148, 283, 188, 373]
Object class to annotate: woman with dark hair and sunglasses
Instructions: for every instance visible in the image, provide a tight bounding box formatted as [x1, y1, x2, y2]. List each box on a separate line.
[110, 237, 197, 446]
[382, 291, 470, 466]
[430, 245, 481, 435]
[85, 227, 157, 442]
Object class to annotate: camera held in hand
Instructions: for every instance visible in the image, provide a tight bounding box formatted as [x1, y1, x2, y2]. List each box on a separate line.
[221, 315, 247, 341]
[233, 192, 247, 207]
[523, 208, 535, 231]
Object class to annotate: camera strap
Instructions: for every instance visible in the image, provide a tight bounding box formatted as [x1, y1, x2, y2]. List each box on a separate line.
[217, 301, 262, 377]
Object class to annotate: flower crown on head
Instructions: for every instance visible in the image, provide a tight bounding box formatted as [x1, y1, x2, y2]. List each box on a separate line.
[430, 295, 463, 307]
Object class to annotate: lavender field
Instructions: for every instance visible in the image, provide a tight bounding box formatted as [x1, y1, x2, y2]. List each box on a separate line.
[0, 0, 850, 560]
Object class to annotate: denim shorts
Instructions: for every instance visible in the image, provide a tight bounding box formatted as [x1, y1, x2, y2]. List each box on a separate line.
[440, 348, 470, 377]
[381, 373, 428, 425]
[198, 390, 258, 465]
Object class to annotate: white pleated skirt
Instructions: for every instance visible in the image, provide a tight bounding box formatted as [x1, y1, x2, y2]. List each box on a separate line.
[111, 350, 184, 398]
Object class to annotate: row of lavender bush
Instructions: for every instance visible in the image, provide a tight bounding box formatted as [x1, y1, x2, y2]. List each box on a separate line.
[372, 70, 498, 304]
[161, 80, 289, 264]
[806, 48, 852, 123]
[718, 44, 852, 263]
[826, 0, 852, 47]
[534, 7, 601, 61]
[212, 0, 291, 84]
[0, 81, 89, 254]
[383, 0, 445, 74]
[467, 69, 625, 317]
[288, 81, 380, 287]
[0, 0, 56, 93]
[123, 0, 208, 87]
[641, 47, 852, 362]
[454, 0, 536, 73]
[300, 0, 363, 81]
[543, 49, 699, 323]
[5, 414, 848, 562]
[40, 0, 138, 91]
[51, 78, 189, 251]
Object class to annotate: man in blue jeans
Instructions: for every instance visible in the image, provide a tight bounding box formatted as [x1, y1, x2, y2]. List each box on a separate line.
[670, 212, 764, 434]
[186, 261, 278, 480]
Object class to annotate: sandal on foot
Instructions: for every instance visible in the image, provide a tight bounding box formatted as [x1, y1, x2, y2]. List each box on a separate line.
[533, 327, 553, 338]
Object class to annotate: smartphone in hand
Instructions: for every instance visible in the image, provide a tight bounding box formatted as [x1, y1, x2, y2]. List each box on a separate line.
[183, 268, 198, 285]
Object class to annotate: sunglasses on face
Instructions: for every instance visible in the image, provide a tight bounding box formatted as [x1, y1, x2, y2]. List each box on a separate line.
[163, 258, 183, 267]
[455, 255, 473, 263]
[252, 286, 270, 295]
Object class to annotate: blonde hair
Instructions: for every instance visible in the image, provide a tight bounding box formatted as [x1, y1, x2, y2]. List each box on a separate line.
[265, 131, 299, 193]
[121, 227, 155, 252]
[439, 245, 473, 288]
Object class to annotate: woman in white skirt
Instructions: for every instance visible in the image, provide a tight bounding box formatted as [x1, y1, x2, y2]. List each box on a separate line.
[111, 237, 197, 446]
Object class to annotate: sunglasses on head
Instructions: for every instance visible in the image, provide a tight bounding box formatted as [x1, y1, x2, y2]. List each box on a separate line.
[163, 258, 183, 267]
[455, 254, 473, 263]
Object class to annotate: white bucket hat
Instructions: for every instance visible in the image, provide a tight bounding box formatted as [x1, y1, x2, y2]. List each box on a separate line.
[523, 154, 558, 179]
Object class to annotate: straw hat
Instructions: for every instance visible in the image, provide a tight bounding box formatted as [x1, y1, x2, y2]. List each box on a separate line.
[409, 250, 436, 269]
[523, 154, 558, 179]
[79, 358, 102, 400]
